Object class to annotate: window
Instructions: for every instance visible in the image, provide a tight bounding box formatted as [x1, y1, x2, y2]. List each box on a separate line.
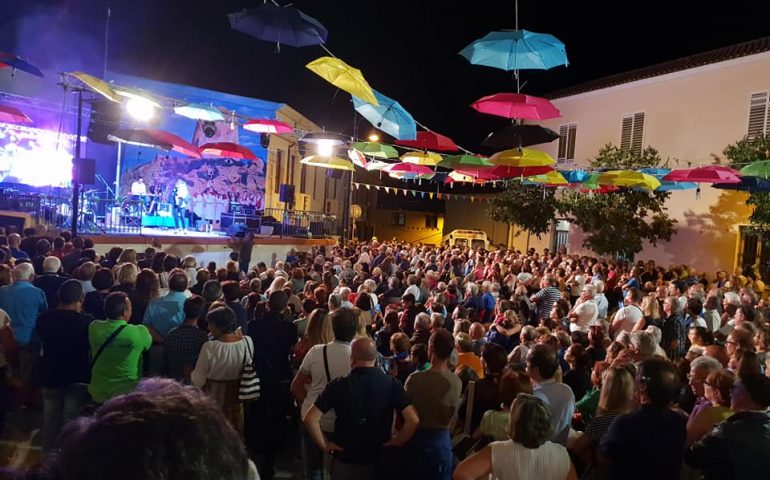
[288, 154, 296, 186]
[748, 92, 770, 137]
[425, 215, 438, 229]
[312, 169, 317, 199]
[274, 150, 283, 194]
[620, 112, 645, 154]
[392, 212, 406, 226]
[300, 164, 307, 194]
[557, 124, 577, 164]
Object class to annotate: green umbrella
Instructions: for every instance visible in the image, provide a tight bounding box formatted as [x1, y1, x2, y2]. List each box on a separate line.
[740, 160, 770, 178]
[352, 141, 399, 159]
[438, 154, 492, 168]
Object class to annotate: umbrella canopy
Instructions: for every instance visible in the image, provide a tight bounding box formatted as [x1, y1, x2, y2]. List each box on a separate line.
[228, 3, 328, 49]
[559, 169, 589, 183]
[400, 151, 443, 166]
[599, 170, 661, 190]
[108, 129, 172, 150]
[489, 165, 554, 178]
[243, 118, 294, 134]
[663, 166, 741, 184]
[347, 148, 368, 168]
[656, 181, 698, 191]
[454, 167, 499, 181]
[0, 52, 44, 77]
[739, 160, 770, 178]
[366, 160, 390, 171]
[438, 154, 492, 169]
[300, 131, 349, 145]
[472, 93, 561, 120]
[301, 155, 354, 171]
[446, 171, 476, 183]
[306, 56, 378, 106]
[352, 142, 399, 159]
[459, 30, 568, 71]
[67, 71, 121, 103]
[396, 131, 459, 152]
[173, 103, 225, 122]
[385, 163, 434, 175]
[713, 176, 770, 192]
[200, 142, 256, 160]
[526, 171, 569, 185]
[352, 89, 417, 140]
[0, 104, 32, 124]
[489, 147, 555, 167]
[481, 124, 560, 149]
[580, 174, 619, 193]
[638, 167, 671, 178]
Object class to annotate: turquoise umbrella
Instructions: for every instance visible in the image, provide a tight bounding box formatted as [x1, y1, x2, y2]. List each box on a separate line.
[352, 89, 417, 140]
[459, 30, 568, 71]
[656, 181, 698, 191]
[559, 169, 589, 183]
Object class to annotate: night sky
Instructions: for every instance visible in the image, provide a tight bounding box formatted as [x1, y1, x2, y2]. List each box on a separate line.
[3, 0, 770, 150]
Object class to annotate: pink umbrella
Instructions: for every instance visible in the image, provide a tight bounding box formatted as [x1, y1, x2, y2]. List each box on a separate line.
[145, 129, 201, 158]
[471, 93, 561, 120]
[454, 166, 500, 181]
[662, 166, 741, 184]
[0, 104, 32, 123]
[395, 131, 458, 152]
[200, 142, 257, 160]
[243, 118, 294, 134]
[384, 163, 434, 175]
[488, 165, 554, 178]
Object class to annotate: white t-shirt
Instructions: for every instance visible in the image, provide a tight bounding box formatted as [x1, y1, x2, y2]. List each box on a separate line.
[299, 341, 351, 432]
[404, 284, 421, 302]
[703, 310, 721, 333]
[490, 439, 570, 480]
[595, 293, 609, 320]
[131, 181, 147, 195]
[571, 301, 597, 333]
[613, 305, 643, 333]
[191, 337, 254, 388]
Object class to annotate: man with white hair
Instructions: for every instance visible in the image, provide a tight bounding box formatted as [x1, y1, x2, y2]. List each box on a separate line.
[569, 284, 598, 333]
[339, 287, 354, 309]
[718, 292, 742, 338]
[411, 313, 432, 347]
[687, 356, 723, 423]
[33, 256, 69, 309]
[8, 233, 29, 260]
[593, 281, 609, 320]
[0, 262, 48, 406]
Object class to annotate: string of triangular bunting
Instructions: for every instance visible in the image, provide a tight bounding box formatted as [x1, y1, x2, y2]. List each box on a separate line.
[352, 182, 491, 203]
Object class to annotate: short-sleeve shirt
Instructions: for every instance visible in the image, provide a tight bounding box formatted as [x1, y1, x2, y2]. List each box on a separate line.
[165, 324, 209, 382]
[143, 291, 187, 337]
[37, 309, 93, 388]
[299, 341, 351, 432]
[88, 319, 152, 403]
[490, 439, 570, 480]
[315, 367, 409, 465]
[405, 368, 462, 430]
[613, 305, 643, 333]
[533, 379, 575, 446]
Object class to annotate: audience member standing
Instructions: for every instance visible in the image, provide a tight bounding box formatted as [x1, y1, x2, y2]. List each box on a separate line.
[143, 271, 189, 374]
[33, 256, 69, 309]
[165, 295, 209, 383]
[526, 344, 575, 446]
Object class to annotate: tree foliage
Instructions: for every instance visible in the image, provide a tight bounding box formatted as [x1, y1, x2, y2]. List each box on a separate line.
[723, 134, 770, 224]
[488, 182, 558, 237]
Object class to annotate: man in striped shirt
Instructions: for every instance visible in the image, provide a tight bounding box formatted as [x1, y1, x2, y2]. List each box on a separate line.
[530, 276, 561, 325]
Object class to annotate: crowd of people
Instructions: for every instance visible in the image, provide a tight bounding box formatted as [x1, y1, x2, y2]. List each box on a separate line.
[0, 224, 769, 480]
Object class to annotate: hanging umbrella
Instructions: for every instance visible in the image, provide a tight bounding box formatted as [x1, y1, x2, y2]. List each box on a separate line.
[599, 170, 661, 191]
[481, 124, 560, 149]
[385, 163, 434, 175]
[472, 93, 560, 120]
[301, 155, 354, 171]
[559, 169, 589, 183]
[459, 30, 568, 71]
[0, 104, 33, 124]
[525, 170, 569, 185]
[454, 167, 500, 181]
[400, 151, 443, 166]
[489, 165, 554, 178]
[306, 56, 378, 106]
[108, 129, 173, 150]
[739, 160, 770, 178]
[663, 166, 741, 184]
[438, 154, 492, 169]
[299, 131, 349, 145]
[446, 171, 476, 183]
[713, 176, 770, 192]
[396, 131, 458, 152]
[67, 71, 121, 103]
[580, 173, 619, 193]
[0, 52, 44, 77]
[366, 160, 390, 171]
[200, 142, 256, 160]
[352, 89, 417, 140]
[347, 148, 368, 168]
[656, 181, 698, 191]
[489, 147, 555, 168]
[638, 167, 671, 178]
[174, 103, 225, 122]
[243, 118, 294, 134]
[228, 3, 328, 50]
[352, 142, 399, 159]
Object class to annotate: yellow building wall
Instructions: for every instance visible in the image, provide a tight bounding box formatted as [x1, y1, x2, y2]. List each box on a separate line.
[371, 208, 445, 245]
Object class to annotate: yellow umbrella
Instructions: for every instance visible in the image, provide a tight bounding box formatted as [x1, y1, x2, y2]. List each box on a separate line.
[300, 155, 354, 171]
[526, 170, 569, 185]
[598, 170, 661, 191]
[306, 56, 379, 106]
[489, 147, 555, 167]
[67, 71, 121, 103]
[400, 151, 443, 166]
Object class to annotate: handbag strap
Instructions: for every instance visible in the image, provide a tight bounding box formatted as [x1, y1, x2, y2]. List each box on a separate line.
[91, 324, 127, 368]
[241, 338, 253, 369]
[322, 345, 331, 383]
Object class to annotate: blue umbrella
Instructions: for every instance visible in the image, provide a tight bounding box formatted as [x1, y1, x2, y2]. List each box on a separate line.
[0, 52, 43, 77]
[656, 181, 698, 191]
[353, 89, 417, 141]
[459, 30, 568, 71]
[228, 4, 328, 50]
[639, 167, 671, 178]
[559, 169, 589, 183]
[713, 176, 770, 192]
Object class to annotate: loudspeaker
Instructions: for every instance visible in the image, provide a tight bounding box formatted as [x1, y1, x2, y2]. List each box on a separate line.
[73, 157, 96, 184]
[260, 133, 270, 148]
[87, 99, 122, 144]
[227, 222, 248, 237]
[279, 184, 295, 203]
[202, 121, 217, 138]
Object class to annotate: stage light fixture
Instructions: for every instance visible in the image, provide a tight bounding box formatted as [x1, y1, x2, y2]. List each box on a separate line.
[368, 133, 379, 142]
[316, 139, 335, 157]
[125, 96, 156, 122]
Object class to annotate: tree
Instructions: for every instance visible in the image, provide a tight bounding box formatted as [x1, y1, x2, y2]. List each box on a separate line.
[723, 134, 770, 224]
[488, 181, 559, 237]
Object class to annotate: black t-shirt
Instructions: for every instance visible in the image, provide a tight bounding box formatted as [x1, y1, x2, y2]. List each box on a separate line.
[315, 367, 409, 465]
[36, 309, 94, 388]
[83, 291, 109, 319]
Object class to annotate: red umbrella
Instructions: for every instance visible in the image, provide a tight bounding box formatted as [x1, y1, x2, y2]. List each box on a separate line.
[396, 131, 458, 152]
[144, 129, 201, 158]
[662, 166, 741, 184]
[454, 166, 500, 181]
[0, 104, 32, 124]
[487, 165, 554, 178]
[200, 142, 257, 160]
[243, 118, 294, 134]
[471, 93, 561, 120]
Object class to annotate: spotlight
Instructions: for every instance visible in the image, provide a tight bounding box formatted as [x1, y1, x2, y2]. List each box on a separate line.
[125, 96, 156, 122]
[368, 133, 380, 142]
[316, 139, 335, 157]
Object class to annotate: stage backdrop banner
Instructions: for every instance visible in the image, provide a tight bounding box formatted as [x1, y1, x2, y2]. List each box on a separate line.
[108, 73, 282, 220]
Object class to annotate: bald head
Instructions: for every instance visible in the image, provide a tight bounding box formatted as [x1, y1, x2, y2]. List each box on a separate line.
[350, 337, 377, 366]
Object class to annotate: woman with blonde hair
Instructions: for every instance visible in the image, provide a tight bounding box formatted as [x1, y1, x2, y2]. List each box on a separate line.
[116, 248, 137, 265]
[292, 309, 331, 367]
[633, 294, 661, 331]
[265, 276, 287, 296]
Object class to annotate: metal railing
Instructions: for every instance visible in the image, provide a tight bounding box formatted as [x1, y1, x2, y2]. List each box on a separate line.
[262, 207, 340, 238]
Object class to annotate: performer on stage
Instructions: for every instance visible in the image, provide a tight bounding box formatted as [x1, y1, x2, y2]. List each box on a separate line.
[131, 176, 147, 195]
[171, 178, 191, 232]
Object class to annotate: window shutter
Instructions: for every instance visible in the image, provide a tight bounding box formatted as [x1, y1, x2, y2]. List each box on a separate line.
[620, 115, 633, 150]
[748, 92, 769, 138]
[631, 112, 645, 154]
[566, 125, 577, 160]
[558, 125, 569, 160]
[300, 164, 307, 194]
[557, 124, 577, 164]
[274, 150, 283, 194]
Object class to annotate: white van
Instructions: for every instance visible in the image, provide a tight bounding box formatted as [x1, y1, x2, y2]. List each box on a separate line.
[442, 229, 490, 250]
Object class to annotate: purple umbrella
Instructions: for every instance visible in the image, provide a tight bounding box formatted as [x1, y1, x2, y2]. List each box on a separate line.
[0, 52, 44, 78]
[228, 3, 328, 51]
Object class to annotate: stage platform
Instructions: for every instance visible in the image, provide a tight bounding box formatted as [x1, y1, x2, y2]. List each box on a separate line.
[87, 227, 336, 270]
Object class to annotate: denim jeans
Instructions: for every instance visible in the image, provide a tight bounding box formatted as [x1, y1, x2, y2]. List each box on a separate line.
[42, 384, 89, 452]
